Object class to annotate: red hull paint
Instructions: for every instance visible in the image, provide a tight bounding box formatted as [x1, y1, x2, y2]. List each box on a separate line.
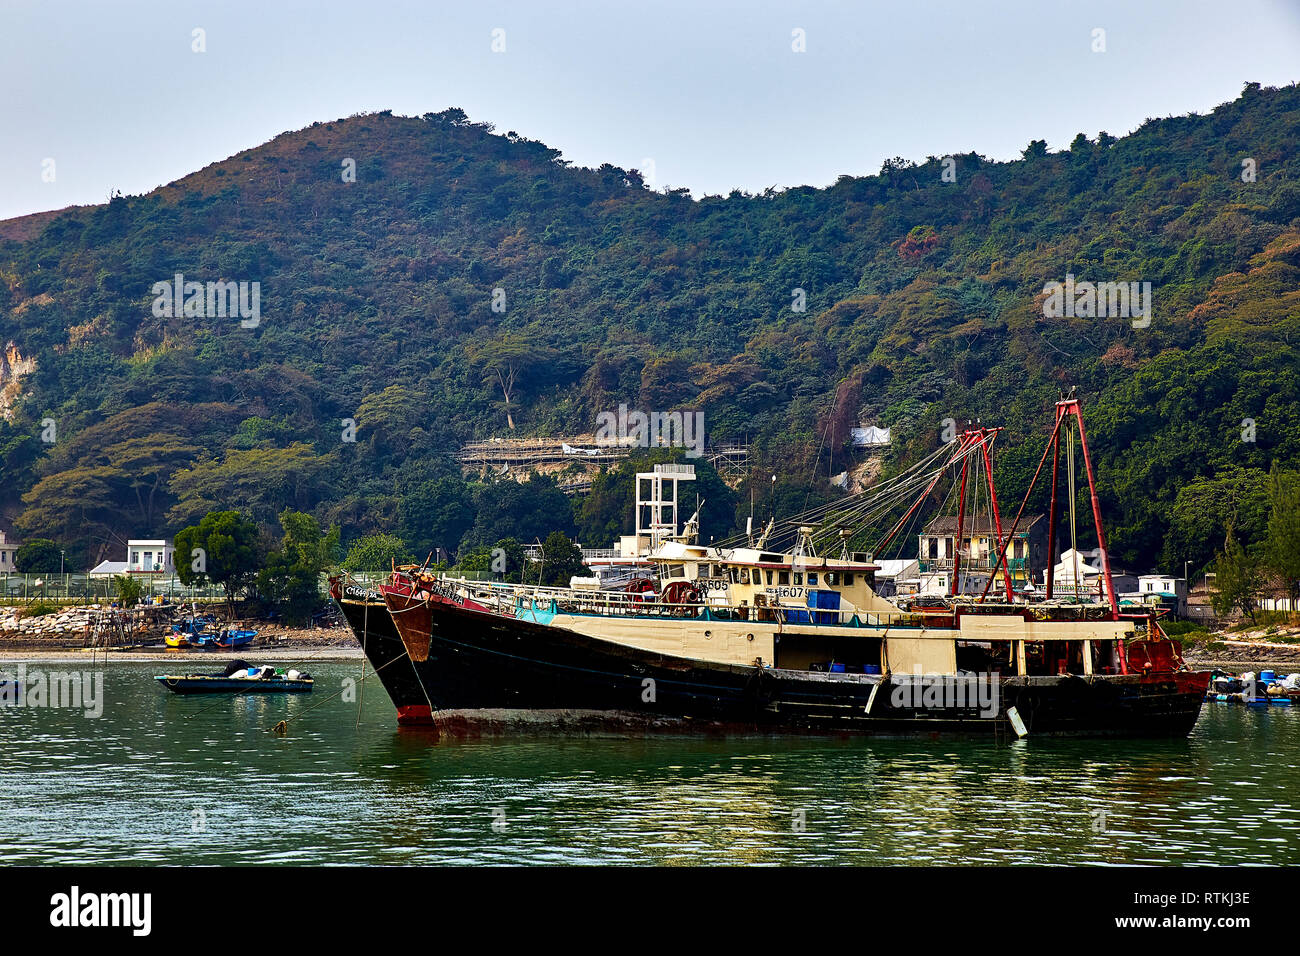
[396, 704, 435, 725]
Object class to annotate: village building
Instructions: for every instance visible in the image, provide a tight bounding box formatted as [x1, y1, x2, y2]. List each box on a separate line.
[0, 528, 18, 572]
[1118, 574, 1189, 617]
[1040, 547, 1139, 600]
[917, 515, 1046, 596]
[872, 558, 919, 597]
[88, 538, 176, 578]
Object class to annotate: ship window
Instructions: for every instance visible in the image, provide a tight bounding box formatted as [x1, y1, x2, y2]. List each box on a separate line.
[808, 573, 818, 586]
[793, 573, 802, 585]
[778, 571, 790, 585]
[826, 572, 838, 586]
[844, 573, 855, 586]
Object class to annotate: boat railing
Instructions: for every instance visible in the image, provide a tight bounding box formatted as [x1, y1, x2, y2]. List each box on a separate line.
[419, 575, 940, 628]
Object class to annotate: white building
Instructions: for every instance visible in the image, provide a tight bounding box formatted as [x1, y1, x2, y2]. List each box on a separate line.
[1041, 548, 1140, 601]
[128, 539, 174, 572]
[873, 558, 919, 597]
[0, 529, 18, 572]
[89, 538, 175, 577]
[1042, 548, 1102, 594]
[1124, 574, 1188, 615]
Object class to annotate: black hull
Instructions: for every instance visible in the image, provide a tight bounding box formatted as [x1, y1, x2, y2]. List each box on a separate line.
[335, 589, 433, 725]
[403, 599, 1209, 739]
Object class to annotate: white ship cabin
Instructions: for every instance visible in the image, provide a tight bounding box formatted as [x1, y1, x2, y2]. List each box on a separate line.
[648, 525, 900, 622]
[714, 546, 897, 618]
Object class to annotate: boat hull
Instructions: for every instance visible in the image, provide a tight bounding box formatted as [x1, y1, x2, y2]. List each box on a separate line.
[333, 583, 433, 725]
[387, 594, 1209, 739]
[155, 676, 313, 694]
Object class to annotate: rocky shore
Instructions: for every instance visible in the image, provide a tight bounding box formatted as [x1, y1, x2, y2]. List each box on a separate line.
[0, 604, 354, 651]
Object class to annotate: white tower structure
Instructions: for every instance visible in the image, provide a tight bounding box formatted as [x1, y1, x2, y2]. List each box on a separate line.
[636, 463, 697, 551]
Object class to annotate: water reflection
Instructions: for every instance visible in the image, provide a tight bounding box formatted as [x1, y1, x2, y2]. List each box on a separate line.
[1, 663, 1297, 865]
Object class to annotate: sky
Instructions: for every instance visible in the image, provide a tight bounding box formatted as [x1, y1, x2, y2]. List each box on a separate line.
[1, 0, 1298, 221]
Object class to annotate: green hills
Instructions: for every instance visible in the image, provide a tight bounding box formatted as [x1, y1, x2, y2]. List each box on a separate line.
[1, 83, 1298, 574]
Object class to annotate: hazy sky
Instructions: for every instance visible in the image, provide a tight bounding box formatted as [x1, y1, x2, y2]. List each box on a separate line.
[2, 0, 1298, 221]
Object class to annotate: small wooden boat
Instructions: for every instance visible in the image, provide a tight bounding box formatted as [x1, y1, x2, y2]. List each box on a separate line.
[167, 615, 219, 648]
[213, 628, 257, 649]
[155, 660, 312, 694]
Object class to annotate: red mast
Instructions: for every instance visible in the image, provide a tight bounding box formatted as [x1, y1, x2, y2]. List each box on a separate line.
[979, 398, 1119, 621]
[951, 440, 971, 597]
[1068, 399, 1119, 619]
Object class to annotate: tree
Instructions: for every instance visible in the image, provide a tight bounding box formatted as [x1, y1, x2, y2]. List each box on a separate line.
[1211, 528, 1263, 623]
[15, 538, 62, 573]
[399, 475, 476, 560]
[472, 336, 559, 431]
[1266, 464, 1300, 607]
[1164, 467, 1272, 575]
[538, 531, 588, 587]
[455, 538, 527, 583]
[257, 550, 322, 624]
[342, 533, 414, 571]
[167, 444, 329, 528]
[174, 511, 262, 616]
[277, 509, 341, 572]
[461, 474, 574, 550]
[111, 574, 143, 607]
[575, 451, 736, 547]
[256, 510, 340, 624]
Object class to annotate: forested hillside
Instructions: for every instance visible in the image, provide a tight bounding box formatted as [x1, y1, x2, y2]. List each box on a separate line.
[1, 82, 1297, 574]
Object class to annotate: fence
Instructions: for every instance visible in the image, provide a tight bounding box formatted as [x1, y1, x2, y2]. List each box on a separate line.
[0, 573, 226, 605]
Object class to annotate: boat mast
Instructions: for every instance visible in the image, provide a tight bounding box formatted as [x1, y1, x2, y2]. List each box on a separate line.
[980, 398, 1118, 620]
[1067, 399, 1119, 618]
[951, 432, 972, 597]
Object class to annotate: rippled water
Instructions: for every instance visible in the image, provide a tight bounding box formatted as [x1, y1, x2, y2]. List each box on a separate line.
[2, 661, 1298, 865]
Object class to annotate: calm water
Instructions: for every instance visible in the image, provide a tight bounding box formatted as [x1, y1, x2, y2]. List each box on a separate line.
[1, 660, 1298, 865]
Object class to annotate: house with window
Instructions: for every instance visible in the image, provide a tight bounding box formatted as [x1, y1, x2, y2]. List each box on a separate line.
[917, 515, 1046, 596]
[1119, 574, 1188, 616]
[89, 538, 175, 577]
[0, 529, 18, 572]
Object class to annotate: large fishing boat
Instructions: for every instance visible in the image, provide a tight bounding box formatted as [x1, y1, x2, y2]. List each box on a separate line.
[349, 400, 1210, 737]
[328, 577, 435, 725]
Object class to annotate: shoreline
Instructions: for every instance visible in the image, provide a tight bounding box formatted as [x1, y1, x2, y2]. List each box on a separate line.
[0, 646, 364, 663]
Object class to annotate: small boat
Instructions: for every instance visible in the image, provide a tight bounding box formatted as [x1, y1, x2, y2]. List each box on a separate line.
[212, 627, 257, 649]
[155, 659, 312, 694]
[166, 615, 218, 648]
